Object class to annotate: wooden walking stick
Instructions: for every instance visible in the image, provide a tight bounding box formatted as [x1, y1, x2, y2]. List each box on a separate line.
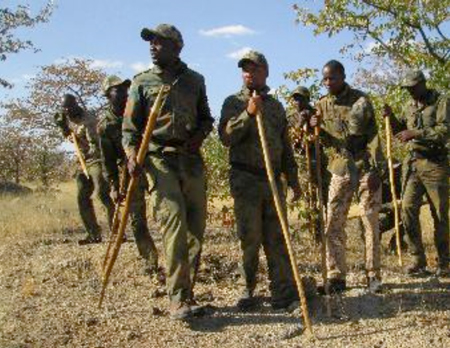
[303, 123, 316, 238]
[71, 131, 90, 179]
[98, 85, 170, 308]
[102, 165, 128, 272]
[313, 114, 331, 315]
[384, 113, 403, 267]
[253, 92, 313, 335]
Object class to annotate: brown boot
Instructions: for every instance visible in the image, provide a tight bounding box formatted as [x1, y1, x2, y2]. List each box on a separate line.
[405, 256, 428, 276]
[169, 301, 191, 320]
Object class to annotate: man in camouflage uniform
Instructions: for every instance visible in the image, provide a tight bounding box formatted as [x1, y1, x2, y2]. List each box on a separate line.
[97, 75, 158, 273]
[122, 24, 214, 320]
[384, 70, 449, 276]
[288, 86, 329, 242]
[310, 60, 384, 293]
[54, 94, 115, 245]
[219, 51, 302, 311]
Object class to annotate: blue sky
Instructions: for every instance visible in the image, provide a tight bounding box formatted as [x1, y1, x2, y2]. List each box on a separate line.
[3, 0, 361, 117]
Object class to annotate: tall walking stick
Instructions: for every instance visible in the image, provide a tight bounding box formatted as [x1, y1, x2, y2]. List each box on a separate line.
[303, 124, 316, 238]
[102, 166, 128, 272]
[72, 131, 90, 179]
[254, 92, 313, 335]
[314, 116, 331, 315]
[384, 115, 403, 266]
[99, 85, 170, 308]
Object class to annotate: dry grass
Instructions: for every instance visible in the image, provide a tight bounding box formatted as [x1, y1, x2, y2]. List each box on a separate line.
[0, 183, 449, 348]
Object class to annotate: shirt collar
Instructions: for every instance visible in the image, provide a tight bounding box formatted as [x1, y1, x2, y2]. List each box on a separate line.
[241, 85, 271, 98]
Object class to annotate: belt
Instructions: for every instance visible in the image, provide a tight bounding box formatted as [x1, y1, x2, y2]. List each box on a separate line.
[231, 162, 280, 179]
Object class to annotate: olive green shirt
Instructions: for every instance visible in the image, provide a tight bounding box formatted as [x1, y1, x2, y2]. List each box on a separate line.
[122, 60, 214, 155]
[219, 85, 300, 189]
[390, 89, 449, 162]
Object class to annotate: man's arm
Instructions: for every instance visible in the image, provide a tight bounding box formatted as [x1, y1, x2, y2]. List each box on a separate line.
[122, 82, 146, 157]
[415, 95, 450, 144]
[98, 127, 120, 192]
[54, 112, 71, 138]
[219, 96, 254, 147]
[186, 77, 214, 153]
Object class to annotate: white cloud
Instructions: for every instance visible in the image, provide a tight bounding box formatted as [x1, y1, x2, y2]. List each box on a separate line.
[130, 62, 153, 73]
[90, 59, 123, 69]
[199, 25, 256, 38]
[227, 47, 253, 60]
[21, 74, 35, 80]
[53, 56, 123, 70]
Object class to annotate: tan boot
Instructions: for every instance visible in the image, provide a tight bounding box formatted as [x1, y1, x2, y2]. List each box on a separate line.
[169, 301, 191, 320]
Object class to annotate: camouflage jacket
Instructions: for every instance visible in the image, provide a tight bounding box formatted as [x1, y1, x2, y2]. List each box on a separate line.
[390, 89, 449, 163]
[219, 85, 300, 189]
[97, 107, 126, 190]
[315, 83, 383, 177]
[122, 60, 214, 155]
[54, 110, 101, 164]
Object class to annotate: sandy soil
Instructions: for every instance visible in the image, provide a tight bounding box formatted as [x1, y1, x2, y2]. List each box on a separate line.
[0, 187, 449, 348]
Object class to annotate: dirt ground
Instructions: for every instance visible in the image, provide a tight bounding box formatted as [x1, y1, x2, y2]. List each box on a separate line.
[0, 184, 449, 348]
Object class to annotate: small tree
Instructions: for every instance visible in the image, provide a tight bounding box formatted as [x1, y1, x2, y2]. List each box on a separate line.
[293, 0, 450, 91]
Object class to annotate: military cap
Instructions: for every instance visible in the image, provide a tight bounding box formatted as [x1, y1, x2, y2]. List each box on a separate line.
[141, 24, 184, 49]
[102, 75, 131, 95]
[291, 86, 310, 101]
[238, 50, 269, 73]
[401, 70, 426, 88]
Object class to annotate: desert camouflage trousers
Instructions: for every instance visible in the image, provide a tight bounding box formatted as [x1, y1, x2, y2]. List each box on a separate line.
[145, 152, 207, 304]
[402, 158, 449, 266]
[76, 161, 114, 239]
[325, 172, 381, 280]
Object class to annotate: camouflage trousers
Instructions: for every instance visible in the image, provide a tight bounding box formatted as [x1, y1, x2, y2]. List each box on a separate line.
[76, 161, 114, 239]
[325, 172, 381, 280]
[402, 159, 449, 267]
[231, 169, 297, 305]
[127, 173, 158, 269]
[145, 152, 207, 304]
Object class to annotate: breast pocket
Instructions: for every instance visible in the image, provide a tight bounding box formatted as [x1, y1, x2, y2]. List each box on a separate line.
[421, 105, 437, 127]
[172, 83, 198, 137]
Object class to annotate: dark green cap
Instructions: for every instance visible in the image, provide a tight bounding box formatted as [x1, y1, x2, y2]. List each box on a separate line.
[238, 50, 269, 72]
[141, 24, 184, 49]
[401, 70, 426, 88]
[291, 86, 310, 101]
[102, 75, 131, 95]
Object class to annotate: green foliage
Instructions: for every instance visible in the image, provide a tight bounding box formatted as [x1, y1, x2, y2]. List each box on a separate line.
[202, 130, 230, 199]
[0, 1, 55, 88]
[293, 0, 450, 90]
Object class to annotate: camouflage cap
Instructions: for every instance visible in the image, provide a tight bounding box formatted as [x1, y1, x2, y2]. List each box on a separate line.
[401, 70, 426, 88]
[291, 86, 310, 101]
[141, 24, 184, 49]
[238, 50, 269, 72]
[102, 75, 131, 95]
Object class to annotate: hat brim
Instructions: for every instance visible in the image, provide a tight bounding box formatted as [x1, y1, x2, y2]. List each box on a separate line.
[238, 58, 260, 68]
[400, 81, 418, 88]
[141, 28, 159, 41]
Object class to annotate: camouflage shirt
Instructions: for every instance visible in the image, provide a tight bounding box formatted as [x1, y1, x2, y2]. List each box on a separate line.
[97, 107, 126, 190]
[219, 85, 299, 189]
[122, 60, 214, 154]
[315, 83, 383, 176]
[390, 89, 449, 162]
[54, 110, 101, 164]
